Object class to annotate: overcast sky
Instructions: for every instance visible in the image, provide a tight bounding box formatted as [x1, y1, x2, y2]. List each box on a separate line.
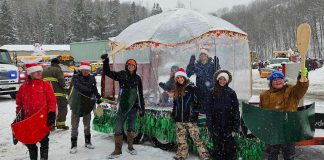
[120, 0, 255, 13]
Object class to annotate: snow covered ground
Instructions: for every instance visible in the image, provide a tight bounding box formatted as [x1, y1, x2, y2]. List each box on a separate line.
[1, 67, 323, 160]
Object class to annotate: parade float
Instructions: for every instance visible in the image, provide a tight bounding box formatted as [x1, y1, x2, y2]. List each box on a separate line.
[92, 9, 322, 159]
[93, 9, 322, 159]
[93, 9, 323, 160]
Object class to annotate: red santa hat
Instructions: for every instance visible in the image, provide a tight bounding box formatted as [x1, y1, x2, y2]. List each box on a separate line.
[174, 68, 188, 79]
[79, 61, 91, 71]
[26, 63, 43, 75]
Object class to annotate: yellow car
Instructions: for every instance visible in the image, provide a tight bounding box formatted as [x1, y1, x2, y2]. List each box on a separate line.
[90, 62, 103, 73]
[259, 68, 273, 78]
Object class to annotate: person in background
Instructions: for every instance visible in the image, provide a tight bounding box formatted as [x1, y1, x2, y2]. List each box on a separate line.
[69, 61, 101, 154]
[101, 54, 145, 159]
[158, 65, 179, 106]
[259, 69, 309, 160]
[16, 63, 57, 160]
[43, 58, 69, 130]
[186, 48, 220, 115]
[171, 68, 210, 160]
[207, 70, 240, 160]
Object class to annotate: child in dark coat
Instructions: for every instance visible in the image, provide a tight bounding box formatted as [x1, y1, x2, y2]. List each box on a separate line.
[207, 70, 240, 160]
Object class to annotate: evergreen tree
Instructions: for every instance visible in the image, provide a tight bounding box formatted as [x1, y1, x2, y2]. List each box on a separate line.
[91, 4, 107, 40]
[127, 2, 138, 26]
[151, 3, 162, 16]
[107, 0, 121, 37]
[70, 0, 87, 42]
[44, 24, 55, 44]
[65, 30, 74, 44]
[0, 0, 17, 45]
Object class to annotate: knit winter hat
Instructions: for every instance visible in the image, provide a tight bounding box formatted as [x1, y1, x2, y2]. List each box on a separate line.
[51, 58, 60, 64]
[269, 70, 285, 84]
[26, 63, 43, 75]
[126, 59, 137, 66]
[171, 65, 179, 72]
[216, 72, 229, 82]
[200, 48, 209, 55]
[79, 61, 91, 71]
[174, 68, 187, 79]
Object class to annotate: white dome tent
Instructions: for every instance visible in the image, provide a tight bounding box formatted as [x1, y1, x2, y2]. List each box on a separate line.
[106, 8, 251, 103]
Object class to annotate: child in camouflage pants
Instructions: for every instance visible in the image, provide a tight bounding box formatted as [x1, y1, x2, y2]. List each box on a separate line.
[171, 68, 209, 160]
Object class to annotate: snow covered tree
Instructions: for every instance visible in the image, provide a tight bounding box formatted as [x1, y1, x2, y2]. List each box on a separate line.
[0, 0, 17, 45]
[107, 0, 121, 37]
[70, 0, 87, 42]
[151, 3, 163, 16]
[44, 24, 55, 44]
[176, 0, 185, 8]
[127, 2, 138, 26]
[1, 0, 150, 44]
[46, 0, 56, 25]
[65, 30, 74, 44]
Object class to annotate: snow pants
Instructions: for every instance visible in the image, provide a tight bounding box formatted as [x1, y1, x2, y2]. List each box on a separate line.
[175, 122, 209, 159]
[115, 107, 137, 136]
[266, 144, 295, 160]
[211, 127, 237, 160]
[71, 113, 91, 138]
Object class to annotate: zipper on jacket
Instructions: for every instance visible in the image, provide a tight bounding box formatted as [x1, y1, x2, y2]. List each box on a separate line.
[182, 95, 184, 122]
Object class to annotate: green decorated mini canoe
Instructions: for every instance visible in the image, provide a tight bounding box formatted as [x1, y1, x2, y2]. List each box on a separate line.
[242, 102, 315, 145]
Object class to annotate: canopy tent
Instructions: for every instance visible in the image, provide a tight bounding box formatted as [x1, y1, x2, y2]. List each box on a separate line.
[113, 8, 247, 50]
[106, 8, 251, 103]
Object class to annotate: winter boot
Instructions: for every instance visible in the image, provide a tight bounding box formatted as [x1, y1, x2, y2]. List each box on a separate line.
[85, 134, 95, 149]
[27, 145, 38, 160]
[70, 137, 78, 154]
[40, 149, 48, 160]
[126, 131, 137, 155]
[56, 122, 69, 130]
[107, 135, 123, 159]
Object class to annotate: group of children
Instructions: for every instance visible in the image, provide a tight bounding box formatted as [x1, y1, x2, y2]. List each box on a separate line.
[14, 47, 309, 160]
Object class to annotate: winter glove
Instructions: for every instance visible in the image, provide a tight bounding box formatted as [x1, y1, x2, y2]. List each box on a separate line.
[189, 55, 196, 65]
[47, 112, 56, 126]
[138, 108, 145, 117]
[100, 53, 109, 60]
[300, 67, 308, 78]
[96, 99, 103, 104]
[158, 82, 164, 88]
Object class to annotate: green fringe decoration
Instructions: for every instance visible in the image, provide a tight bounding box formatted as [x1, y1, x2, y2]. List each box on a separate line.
[92, 106, 265, 159]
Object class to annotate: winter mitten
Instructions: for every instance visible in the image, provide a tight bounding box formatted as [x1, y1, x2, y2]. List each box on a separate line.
[158, 82, 164, 88]
[189, 55, 196, 65]
[100, 53, 108, 60]
[47, 112, 56, 126]
[300, 67, 308, 78]
[96, 99, 103, 104]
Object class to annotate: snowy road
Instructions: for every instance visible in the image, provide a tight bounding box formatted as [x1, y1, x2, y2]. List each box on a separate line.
[1, 67, 324, 160]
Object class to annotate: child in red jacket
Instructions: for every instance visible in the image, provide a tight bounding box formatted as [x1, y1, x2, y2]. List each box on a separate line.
[16, 63, 57, 160]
